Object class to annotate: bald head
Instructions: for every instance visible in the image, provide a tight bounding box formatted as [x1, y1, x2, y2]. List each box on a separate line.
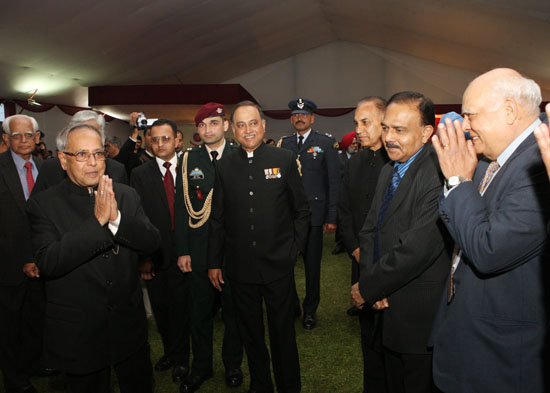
[462, 68, 542, 160]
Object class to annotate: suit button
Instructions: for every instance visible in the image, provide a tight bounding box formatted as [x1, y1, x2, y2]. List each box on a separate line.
[250, 225, 254, 230]
[106, 280, 113, 286]
[102, 254, 109, 259]
[249, 175, 253, 180]
[249, 191, 254, 196]
[107, 305, 113, 311]
[249, 208, 254, 213]
[248, 159, 253, 164]
[252, 241, 256, 247]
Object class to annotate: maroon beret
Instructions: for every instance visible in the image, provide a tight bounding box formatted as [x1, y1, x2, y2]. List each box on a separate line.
[194, 102, 226, 126]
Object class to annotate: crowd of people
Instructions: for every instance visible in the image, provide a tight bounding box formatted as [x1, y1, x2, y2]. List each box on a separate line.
[1, 66, 550, 393]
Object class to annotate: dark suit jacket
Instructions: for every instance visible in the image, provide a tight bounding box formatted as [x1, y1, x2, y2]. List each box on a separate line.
[358, 145, 451, 354]
[174, 142, 238, 269]
[26, 179, 160, 374]
[207, 143, 311, 284]
[130, 158, 175, 270]
[0, 151, 42, 285]
[338, 148, 389, 254]
[280, 131, 340, 226]
[115, 137, 142, 178]
[33, 157, 127, 195]
[431, 132, 550, 393]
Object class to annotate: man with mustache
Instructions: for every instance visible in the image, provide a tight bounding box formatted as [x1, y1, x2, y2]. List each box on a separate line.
[278, 97, 340, 330]
[351, 91, 451, 393]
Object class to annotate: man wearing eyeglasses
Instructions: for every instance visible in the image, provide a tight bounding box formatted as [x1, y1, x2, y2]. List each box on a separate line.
[0, 114, 41, 393]
[26, 123, 160, 393]
[130, 119, 191, 385]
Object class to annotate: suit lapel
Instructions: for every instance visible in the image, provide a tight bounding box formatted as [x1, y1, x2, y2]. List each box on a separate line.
[381, 146, 430, 225]
[146, 160, 170, 213]
[0, 152, 27, 213]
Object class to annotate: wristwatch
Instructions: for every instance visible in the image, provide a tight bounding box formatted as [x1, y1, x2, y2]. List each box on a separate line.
[445, 175, 470, 189]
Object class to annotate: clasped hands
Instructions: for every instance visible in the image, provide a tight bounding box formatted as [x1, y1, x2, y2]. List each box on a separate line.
[351, 283, 389, 311]
[94, 175, 118, 226]
[432, 117, 477, 181]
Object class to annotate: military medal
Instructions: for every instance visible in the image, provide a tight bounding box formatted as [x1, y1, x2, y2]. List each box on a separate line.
[264, 168, 282, 180]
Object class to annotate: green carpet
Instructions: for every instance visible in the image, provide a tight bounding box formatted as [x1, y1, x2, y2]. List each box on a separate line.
[25, 234, 363, 393]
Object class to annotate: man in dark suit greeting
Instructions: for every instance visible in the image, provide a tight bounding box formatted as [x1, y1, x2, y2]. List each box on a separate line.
[351, 92, 451, 393]
[27, 123, 160, 393]
[0, 114, 42, 393]
[432, 68, 550, 393]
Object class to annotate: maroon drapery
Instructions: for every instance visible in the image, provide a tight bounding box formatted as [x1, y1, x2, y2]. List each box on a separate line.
[1, 99, 114, 122]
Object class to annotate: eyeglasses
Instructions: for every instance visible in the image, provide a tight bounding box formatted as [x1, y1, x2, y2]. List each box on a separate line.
[151, 135, 173, 144]
[9, 131, 35, 141]
[63, 150, 108, 162]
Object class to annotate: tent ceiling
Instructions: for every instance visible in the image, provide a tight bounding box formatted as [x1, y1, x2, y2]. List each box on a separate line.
[1, 0, 549, 114]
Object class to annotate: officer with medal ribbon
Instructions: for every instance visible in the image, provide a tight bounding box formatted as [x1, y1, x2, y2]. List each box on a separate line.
[174, 103, 243, 393]
[278, 98, 341, 330]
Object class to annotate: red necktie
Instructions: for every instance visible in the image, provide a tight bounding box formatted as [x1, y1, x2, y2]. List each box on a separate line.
[24, 161, 35, 195]
[163, 162, 175, 230]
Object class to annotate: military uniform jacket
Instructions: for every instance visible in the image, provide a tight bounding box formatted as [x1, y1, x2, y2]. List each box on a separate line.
[175, 142, 239, 265]
[279, 130, 341, 226]
[207, 143, 311, 284]
[358, 145, 451, 354]
[26, 179, 161, 374]
[338, 148, 390, 254]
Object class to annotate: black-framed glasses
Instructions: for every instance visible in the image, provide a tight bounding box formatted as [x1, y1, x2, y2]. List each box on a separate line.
[9, 131, 35, 141]
[63, 150, 108, 162]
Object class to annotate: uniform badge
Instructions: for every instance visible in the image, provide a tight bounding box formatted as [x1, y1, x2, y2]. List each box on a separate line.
[307, 146, 324, 159]
[195, 189, 204, 200]
[216, 107, 223, 114]
[264, 168, 282, 180]
[297, 98, 305, 109]
[189, 168, 205, 180]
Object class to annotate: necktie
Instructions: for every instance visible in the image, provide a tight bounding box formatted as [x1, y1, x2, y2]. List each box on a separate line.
[373, 164, 401, 264]
[163, 162, 175, 230]
[298, 135, 304, 150]
[210, 150, 218, 168]
[24, 161, 34, 196]
[448, 160, 500, 302]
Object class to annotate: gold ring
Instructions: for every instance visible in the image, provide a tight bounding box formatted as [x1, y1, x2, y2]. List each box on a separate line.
[442, 144, 449, 148]
[100, 191, 104, 195]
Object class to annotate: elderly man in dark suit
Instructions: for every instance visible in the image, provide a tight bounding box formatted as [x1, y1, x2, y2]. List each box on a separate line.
[0, 114, 42, 393]
[351, 91, 451, 393]
[130, 119, 191, 384]
[26, 123, 160, 393]
[278, 97, 340, 329]
[338, 97, 390, 393]
[432, 69, 550, 393]
[208, 101, 311, 393]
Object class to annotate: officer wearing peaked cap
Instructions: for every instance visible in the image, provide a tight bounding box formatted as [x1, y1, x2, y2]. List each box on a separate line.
[175, 102, 243, 393]
[278, 97, 341, 330]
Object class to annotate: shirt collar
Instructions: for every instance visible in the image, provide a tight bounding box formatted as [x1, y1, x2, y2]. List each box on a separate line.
[394, 145, 424, 179]
[496, 118, 541, 167]
[10, 150, 35, 169]
[297, 129, 312, 143]
[155, 153, 177, 172]
[205, 139, 227, 161]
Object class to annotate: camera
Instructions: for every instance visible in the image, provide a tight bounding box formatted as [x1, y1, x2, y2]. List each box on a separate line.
[135, 113, 158, 130]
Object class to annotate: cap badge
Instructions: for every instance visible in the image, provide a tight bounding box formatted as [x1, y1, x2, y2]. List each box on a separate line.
[216, 107, 223, 114]
[297, 99, 305, 109]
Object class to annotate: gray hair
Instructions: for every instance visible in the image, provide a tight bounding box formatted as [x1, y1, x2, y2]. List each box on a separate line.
[491, 74, 542, 116]
[2, 115, 39, 134]
[56, 123, 105, 152]
[69, 110, 106, 132]
[105, 136, 122, 149]
[357, 96, 387, 112]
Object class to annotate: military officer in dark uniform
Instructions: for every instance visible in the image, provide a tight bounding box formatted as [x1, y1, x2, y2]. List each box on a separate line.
[175, 103, 243, 393]
[208, 101, 310, 393]
[278, 98, 341, 329]
[338, 97, 390, 393]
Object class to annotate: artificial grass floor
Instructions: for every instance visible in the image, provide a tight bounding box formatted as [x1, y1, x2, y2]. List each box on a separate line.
[26, 234, 363, 393]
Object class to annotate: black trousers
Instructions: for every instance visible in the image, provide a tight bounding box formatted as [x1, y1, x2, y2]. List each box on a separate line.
[146, 262, 190, 366]
[20, 278, 47, 373]
[360, 310, 387, 393]
[0, 281, 32, 391]
[298, 225, 323, 313]
[231, 274, 301, 393]
[383, 347, 434, 393]
[188, 268, 242, 375]
[66, 343, 152, 393]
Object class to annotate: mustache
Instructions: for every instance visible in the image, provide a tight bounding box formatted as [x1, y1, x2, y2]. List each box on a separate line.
[385, 142, 401, 150]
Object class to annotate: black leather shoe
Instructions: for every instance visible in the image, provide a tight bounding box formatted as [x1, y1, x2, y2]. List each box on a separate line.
[302, 312, 316, 329]
[154, 355, 172, 371]
[347, 306, 360, 316]
[172, 364, 190, 383]
[331, 244, 345, 254]
[35, 367, 60, 377]
[179, 373, 213, 393]
[7, 385, 38, 393]
[225, 368, 243, 387]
